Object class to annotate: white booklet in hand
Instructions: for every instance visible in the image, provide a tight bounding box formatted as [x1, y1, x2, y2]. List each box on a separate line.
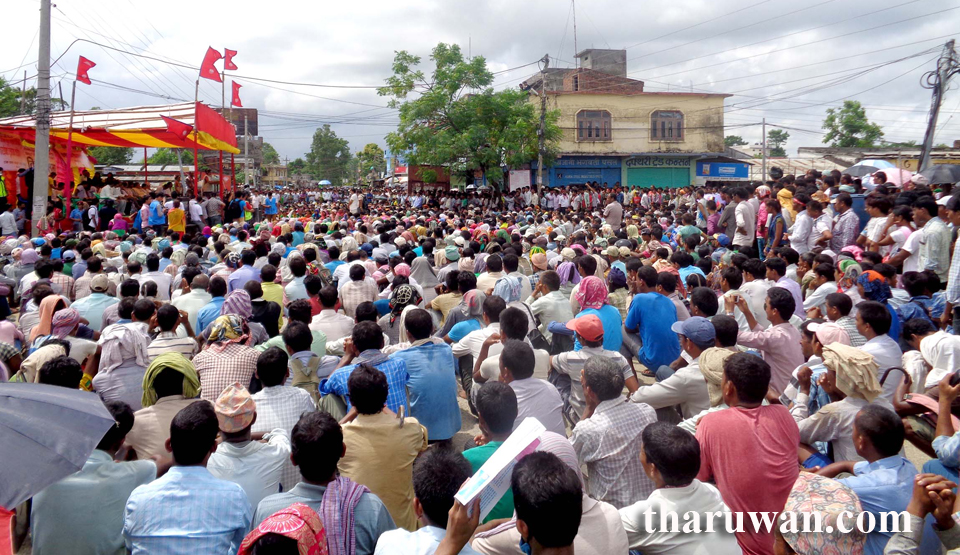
[454, 417, 546, 521]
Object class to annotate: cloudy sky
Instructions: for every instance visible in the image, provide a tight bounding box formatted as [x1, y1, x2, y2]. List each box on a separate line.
[3, 0, 959, 159]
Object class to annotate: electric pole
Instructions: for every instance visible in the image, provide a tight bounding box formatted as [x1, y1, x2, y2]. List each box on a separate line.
[243, 114, 250, 187]
[33, 0, 52, 237]
[761, 118, 767, 181]
[919, 40, 959, 172]
[537, 54, 549, 196]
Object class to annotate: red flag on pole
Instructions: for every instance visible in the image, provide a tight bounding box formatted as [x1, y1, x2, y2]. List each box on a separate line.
[224, 49, 238, 71]
[161, 115, 194, 141]
[76, 56, 96, 85]
[231, 82, 243, 107]
[199, 47, 223, 82]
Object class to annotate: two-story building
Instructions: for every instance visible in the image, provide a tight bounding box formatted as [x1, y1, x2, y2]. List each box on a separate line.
[523, 48, 731, 188]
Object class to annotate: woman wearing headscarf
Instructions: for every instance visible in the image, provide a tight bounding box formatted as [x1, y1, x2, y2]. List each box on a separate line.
[556, 261, 581, 299]
[857, 270, 900, 341]
[408, 257, 438, 305]
[379, 284, 422, 346]
[28, 294, 68, 345]
[193, 314, 260, 402]
[472, 431, 630, 555]
[91, 316, 152, 410]
[199, 289, 270, 346]
[606, 267, 631, 322]
[773, 473, 865, 555]
[778, 187, 797, 228]
[566, 275, 623, 352]
[439, 289, 486, 342]
[239, 503, 328, 555]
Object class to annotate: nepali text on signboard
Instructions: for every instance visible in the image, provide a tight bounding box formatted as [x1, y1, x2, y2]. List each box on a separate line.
[696, 161, 749, 179]
[624, 156, 690, 168]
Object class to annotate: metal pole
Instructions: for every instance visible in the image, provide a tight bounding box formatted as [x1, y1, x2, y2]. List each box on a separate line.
[20, 71, 27, 115]
[761, 117, 767, 181]
[919, 40, 957, 172]
[63, 81, 76, 224]
[193, 80, 199, 198]
[537, 55, 548, 197]
[144, 148, 148, 188]
[32, 0, 52, 237]
[219, 70, 224, 198]
[571, 0, 578, 66]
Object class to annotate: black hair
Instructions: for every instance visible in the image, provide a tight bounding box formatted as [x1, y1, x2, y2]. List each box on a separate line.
[288, 256, 307, 278]
[282, 321, 314, 353]
[257, 347, 290, 387]
[444, 269, 460, 291]
[354, 301, 379, 323]
[915, 196, 938, 218]
[741, 258, 765, 279]
[86, 256, 103, 273]
[209, 276, 227, 297]
[117, 297, 136, 319]
[855, 404, 905, 457]
[476, 382, 518, 435]
[764, 257, 787, 277]
[412, 447, 473, 528]
[711, 315, 739, 347]
[349, 264, 366, 281]
[857, 301, 892, 335]
[291, 411, 343, 482]
[767, 287, 796, 321]
[482, 295, 507, 323]
[243, 280, 263, 300]
[457, 271, 477, 293]
[156, 303, 180, 331]
[641, 421, 701, 487]
[38, 355, 83, 389]
[499, 307, 528, 341]
[511, 452, 582, 549]
[901, 271, 927, 298]
[778, 247, 800, 265]
[656, 272, 677, 294]
[582, 356, 625, 401]
[813, 263, 835, 282]
[140, 281, 158, 299]
[169, 400, 219, 466]
[352, 320, 385, 352]
[486, 254, 503, 272]
[540, 270, 560, 291]
[503, 253, 520, 273]
[403, 308, 433, 341]
[97, 400, 136, 451]
[287, 299, 313, 324]
[348, 363, 389, 415]
[120, 278, 141, 298]
[319, 285, 338, 308]
[690, 287, 719, 317]
[825, 292, 853, 316]
[35, 259, 55, 279]
[637, 265, 658, 288]
[577, 255, 597, 276]
[902, 317, 937, 344]
[145, 253, 160, 272]
[720, 267, 742, 290]
[501, 339, 535, 380]
[723, 352, 770, 404]
[133, 298, 156, 322]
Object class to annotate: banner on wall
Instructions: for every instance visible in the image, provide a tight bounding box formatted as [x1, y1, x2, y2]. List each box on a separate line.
[0, 133, 93, 176]
[509, 170, 530, 191]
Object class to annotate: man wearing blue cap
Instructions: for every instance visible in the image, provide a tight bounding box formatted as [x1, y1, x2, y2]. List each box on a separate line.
[630, 316, 714, 423]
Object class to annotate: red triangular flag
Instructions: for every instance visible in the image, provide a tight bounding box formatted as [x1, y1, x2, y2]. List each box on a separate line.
[224, 49, 238, 71]
[161, 115, 194, 141]
[199, 47, 223, 82]
[231, 82, 243, 108]
[76, 56, 96, 85]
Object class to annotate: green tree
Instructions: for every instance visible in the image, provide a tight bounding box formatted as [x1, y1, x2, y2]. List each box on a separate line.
[305, 124, 352, 183]
[767, 129, 789, 157]
[378, 43, 561, 187]
[724, 135, 748, 147]
[288, 157, 306, 175]
[822, 100, 884, 148]
[262, 142, 280, 164]
[357, 143, 386, 182]
[87, 146, 133, 166]
[148, 148, 194, 166]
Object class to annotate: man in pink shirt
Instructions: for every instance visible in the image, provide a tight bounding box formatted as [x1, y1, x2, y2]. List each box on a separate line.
[696, 352, 800, 555]
[728, 286, 804, 394]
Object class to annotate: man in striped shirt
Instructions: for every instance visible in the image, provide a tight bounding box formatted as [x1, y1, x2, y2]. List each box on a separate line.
[147, 304, 198, 362]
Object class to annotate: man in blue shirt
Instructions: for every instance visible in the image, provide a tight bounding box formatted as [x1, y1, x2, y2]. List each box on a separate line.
[319, 320, 410, 419]
[264, 192, 278, 220]
[624, 265, 680, 376]
[817, 405, 943, 555]
[147, 192, 166, 231]
[388, 308, 461, 443]
[227, 249, 261, 293]
[197, 276, 227, 331]
[123, 401, 250, 555]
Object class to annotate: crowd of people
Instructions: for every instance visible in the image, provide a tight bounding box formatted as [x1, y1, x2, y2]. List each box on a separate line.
[5, 167, 960, 555]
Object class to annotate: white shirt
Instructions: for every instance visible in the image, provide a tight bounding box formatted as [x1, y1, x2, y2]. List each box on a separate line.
[374, 525, 482, 555]
[789, 211, 813, 254]
[0, 211, 16, 235]
[619, 480, 740, 555]
[137, 271, 173, 300]
[452, 323, 502, 361]
[791, 394, 868, 463]
[803, 281, 837, 313]
[901, 228, 923, 274]
[527, 290, 575, 341]
[207, 430, 291, 509]
[509, 377, 565, 436]
[251, 385, 317, 488]
[862, 334, 903, 403]
[171, 290, 213, 331]
[629, 359, 710, 419]
[740, 279, 773, 328]
[310, 309, 355, 343]
[733, 201, 756, 247]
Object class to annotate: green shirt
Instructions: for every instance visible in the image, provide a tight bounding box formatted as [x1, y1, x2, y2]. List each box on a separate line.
[679, 225, 702, 242]
[463, 441, 514, 523]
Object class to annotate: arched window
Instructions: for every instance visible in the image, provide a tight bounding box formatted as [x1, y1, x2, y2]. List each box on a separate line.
[576, 110, 611, 141]
[651, 110, 684, 140]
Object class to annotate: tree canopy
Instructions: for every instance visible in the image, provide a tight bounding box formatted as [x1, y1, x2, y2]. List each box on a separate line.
[357, 143, 386, 181]
[767, 129, 789, 157]
[288, 158, 307, 175]
[0, 77, 68, 117]
[306, 124, 352, 184]
[378, 43, 560, 186]
[822, 101, 884, 148]
[724, 135, 747, 147]
[148, 148, 194, 166]
[262, 142, 280, 165]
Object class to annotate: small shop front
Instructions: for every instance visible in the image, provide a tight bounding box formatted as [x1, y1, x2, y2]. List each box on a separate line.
[545, 156, 622, 188]
[624, 155, 694, 189]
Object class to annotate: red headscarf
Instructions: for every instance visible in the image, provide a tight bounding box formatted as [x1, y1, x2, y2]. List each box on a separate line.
[238, 503, 328, 555]
[575, 276, 609, 310]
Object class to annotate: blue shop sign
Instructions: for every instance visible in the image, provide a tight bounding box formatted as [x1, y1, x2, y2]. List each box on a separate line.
[538, 156, 622, 188]
[696, 161, 748, 180]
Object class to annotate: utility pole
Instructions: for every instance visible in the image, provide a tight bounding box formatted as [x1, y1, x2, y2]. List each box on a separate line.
[761, 117, 767, 181]
[20, 71, 27, 114]
[919, 40, 959, 172]
[284, 156, 289, 188]
[537, 54, 549, 196]
[33, 0, 52, 237]
[243, 114, 250, 187]
[572, 0, 578, 66]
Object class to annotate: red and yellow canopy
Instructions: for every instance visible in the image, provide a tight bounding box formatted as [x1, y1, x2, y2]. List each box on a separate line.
[0, 102, 240, 154]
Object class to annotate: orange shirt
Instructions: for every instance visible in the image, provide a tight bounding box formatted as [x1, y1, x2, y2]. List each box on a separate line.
[167, 208, 185, 232]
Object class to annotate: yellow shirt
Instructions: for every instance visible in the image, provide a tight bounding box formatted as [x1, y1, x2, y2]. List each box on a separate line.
[338, 412, 427, 531]
[167, 208, 185, 232]
[261, 281, 285, 328]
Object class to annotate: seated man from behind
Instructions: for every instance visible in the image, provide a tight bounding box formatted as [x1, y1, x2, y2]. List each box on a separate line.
[373, 447, 481, 555]
[463, 382, 519, 523]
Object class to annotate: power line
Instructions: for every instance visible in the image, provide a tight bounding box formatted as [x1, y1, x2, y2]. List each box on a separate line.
[621, 0, 775, 51]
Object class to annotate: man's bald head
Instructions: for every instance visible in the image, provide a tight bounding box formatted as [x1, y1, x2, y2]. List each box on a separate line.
[191, 274, 210, 291]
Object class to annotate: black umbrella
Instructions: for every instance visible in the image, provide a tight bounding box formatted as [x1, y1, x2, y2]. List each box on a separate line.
[920, 164, 960, 185]
[842, 163, 885, 177]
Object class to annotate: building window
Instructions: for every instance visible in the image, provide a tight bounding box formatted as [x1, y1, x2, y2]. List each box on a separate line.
[576, 110, 611, 141]
[650, 110, 683, 141]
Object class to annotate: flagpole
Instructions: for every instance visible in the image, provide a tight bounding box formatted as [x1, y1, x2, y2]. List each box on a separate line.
[64, 80, 76, 228]
[219, 71, 225, 199]
[193, 79, 199, 198]
[143, 148, 148, 188]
